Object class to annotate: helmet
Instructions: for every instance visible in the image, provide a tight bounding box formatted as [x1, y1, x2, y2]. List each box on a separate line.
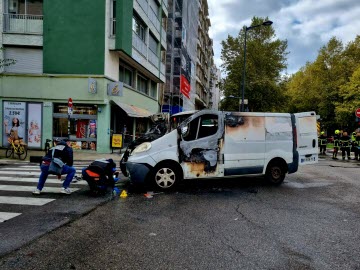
[335, 130, 340, 135]
[321, 131, 325, 135]
[352, 132, 356, 135]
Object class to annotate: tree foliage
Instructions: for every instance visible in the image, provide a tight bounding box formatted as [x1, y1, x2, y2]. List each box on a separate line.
[285, 36, 360, 130]
[219, 17, 288, 112]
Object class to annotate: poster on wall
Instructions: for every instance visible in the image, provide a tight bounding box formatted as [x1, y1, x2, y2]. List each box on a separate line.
[27, 103, 42, 148]
[2, 101, 26, 146]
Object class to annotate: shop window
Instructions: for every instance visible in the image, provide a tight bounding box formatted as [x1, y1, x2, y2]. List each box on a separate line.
[53, 104, 97, 150]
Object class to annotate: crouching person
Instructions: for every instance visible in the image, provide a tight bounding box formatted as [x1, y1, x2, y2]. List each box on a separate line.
[82, 158, 119, 195]
[33, 139, 76, 195]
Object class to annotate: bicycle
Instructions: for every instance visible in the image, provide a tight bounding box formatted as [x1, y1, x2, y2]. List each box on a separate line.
[6, 138, 28, 160]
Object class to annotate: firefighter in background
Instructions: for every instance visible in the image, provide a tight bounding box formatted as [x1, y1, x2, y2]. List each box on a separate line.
[332, 129, 340, 159]
[351, 131, 356, 154]
[339, 131, 352, 160]
[318, 131, 327, 155]
[353, 132, 360, 161]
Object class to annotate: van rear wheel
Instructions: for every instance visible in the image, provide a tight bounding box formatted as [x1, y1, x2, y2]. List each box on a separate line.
[265, 162, 285, 185]
[149, 162, 182, 191]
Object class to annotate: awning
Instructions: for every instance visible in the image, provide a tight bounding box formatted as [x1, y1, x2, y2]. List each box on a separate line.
[112, 101, 152, 118]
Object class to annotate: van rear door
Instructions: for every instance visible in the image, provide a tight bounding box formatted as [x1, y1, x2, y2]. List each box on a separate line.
[294, 112, 318, 165]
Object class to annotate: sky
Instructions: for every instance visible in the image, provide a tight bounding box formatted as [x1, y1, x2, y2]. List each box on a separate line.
[207, 0, 360, 75]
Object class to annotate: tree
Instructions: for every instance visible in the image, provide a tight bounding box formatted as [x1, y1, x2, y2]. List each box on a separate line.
[219, 17, 288, 112]
[0, 47, 16, 68]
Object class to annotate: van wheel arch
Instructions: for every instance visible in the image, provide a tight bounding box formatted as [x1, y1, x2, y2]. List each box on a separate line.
[147, 160, 183, 191]
[265, 158, 287, 186]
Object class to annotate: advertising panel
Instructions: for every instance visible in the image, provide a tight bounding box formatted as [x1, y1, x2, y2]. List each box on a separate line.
[27, 103, 42, 148]
[3, 101, 26, 146]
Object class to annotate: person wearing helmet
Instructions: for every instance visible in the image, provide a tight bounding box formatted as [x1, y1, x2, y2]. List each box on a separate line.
[353, 132, 360, 161]
[339, 131, 351, 160]
[318, 131, 327, 155]
[332, 130, 341, 159]
[351, 131, 357, 155]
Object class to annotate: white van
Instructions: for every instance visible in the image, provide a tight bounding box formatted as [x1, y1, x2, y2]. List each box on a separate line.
[125, 110, 318, 190]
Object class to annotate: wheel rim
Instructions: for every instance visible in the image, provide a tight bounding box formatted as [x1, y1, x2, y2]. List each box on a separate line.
[271, 166, 282, 180]
[17, 146, 27, 160]
[6, 148, 13, 158]
[155, 167, 176, 188]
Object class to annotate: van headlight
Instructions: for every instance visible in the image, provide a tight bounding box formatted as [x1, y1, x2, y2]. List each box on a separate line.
[132, 142, 151, 154]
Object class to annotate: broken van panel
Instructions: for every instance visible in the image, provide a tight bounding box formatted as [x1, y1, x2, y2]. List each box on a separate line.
[126, 110, 318, 191]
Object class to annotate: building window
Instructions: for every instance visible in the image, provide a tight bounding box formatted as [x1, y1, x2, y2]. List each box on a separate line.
[119, 63, 133, 87]
[150, 81, 157, 98]
[138, 74, 148, 95]
[132, 15, 146, 42]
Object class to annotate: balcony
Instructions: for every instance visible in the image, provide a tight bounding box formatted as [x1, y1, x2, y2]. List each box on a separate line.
[132, 32, 147, 57]
[149, 8, 160, 31]
[3, 14, 43, 34]
[137, 0, 148, 14]
[148, 49, 159, 68]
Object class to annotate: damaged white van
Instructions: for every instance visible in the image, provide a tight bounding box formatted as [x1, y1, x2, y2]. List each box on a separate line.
[125, 110, 318, 190]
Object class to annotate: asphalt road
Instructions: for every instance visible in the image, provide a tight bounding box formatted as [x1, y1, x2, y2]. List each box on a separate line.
[1, 157, 360, 270]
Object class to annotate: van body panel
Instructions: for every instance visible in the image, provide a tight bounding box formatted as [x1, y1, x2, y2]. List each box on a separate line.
[295, 112, 318, 165]
[147, 130, 179, 164]
[223, 113, 265, 174]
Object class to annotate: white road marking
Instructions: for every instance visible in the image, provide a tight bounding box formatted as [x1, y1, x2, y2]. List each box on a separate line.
[0, 196, 55, 206]
[0, 177, 87, 185]
[0, 185, 80, 193]
[0, 212, 22, 222]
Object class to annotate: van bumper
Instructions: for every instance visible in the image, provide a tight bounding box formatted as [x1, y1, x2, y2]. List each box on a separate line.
[126, 162, 152, 184]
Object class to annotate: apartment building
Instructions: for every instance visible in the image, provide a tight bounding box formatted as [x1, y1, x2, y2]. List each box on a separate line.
[162, 0, 213, 114]
[0, 0, 168, 153]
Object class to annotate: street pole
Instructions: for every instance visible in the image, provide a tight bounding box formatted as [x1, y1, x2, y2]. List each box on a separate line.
[239, 20, 273, 112]
[240, 28, 247, 112]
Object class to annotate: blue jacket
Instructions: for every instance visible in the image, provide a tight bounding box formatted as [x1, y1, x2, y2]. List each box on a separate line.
[42, 141, 74, 166]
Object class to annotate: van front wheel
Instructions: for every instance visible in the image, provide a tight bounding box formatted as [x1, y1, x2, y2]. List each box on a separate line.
[265, 162, 285, 186]
[149, 162, 182, 191]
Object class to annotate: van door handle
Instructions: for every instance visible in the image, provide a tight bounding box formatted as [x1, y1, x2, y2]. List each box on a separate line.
[312, 139, 316, 148]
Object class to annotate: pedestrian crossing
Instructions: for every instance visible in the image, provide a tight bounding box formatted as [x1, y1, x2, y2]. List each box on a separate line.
[0, 162, 89, 223]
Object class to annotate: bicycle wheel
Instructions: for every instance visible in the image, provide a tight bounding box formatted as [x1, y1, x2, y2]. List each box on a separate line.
[17, 145, 28, 160]
[6, 146, 14, 158]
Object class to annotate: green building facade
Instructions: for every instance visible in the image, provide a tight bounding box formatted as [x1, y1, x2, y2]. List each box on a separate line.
[0, 0, 168, 153]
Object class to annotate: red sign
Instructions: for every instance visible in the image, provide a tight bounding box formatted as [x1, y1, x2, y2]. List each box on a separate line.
[68, 98, 73, 108]
[356, 108, 360, 118]
[180, 75, 190, 99]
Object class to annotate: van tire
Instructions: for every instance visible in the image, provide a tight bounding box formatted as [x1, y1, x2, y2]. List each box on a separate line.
[149, 161, 182, 191]
[265, 161, 286, 186]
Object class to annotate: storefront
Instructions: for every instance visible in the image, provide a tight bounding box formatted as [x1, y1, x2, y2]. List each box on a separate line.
[53, 103, 98, 150]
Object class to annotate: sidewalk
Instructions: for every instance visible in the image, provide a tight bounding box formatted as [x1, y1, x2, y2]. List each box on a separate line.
[0, 148, 123, 165]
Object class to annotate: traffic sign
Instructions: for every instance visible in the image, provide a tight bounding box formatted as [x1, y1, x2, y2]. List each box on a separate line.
[356, 108, 360, 118]
[68, 98, 73, 108]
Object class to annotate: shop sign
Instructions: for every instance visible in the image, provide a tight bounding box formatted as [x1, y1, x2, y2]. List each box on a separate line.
[88, 78, 97, 94]
[112, 134, 123, 148]
[180, 75, 190, 99]
[107, 81, 123, 96]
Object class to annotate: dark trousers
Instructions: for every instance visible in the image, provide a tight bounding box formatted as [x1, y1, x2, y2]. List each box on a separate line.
[341, 147, 350, 159]
[319, 145, 326, 154]
[82, 168, 114, 193]
[354, 147, 360, 160]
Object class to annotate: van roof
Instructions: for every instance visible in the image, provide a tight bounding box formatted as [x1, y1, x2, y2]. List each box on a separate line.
[172, 110, 198, 117]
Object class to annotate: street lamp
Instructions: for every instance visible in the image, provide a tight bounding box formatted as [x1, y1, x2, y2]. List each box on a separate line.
[240, 20, 273, 112]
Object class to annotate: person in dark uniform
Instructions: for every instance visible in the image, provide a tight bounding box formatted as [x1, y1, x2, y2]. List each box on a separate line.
[318, 131, 327, 155]
[332, 129, 340, 159]
[82, 158, 119, 195]
[339, 131, 351, 160]
[353, 132, 360, 161]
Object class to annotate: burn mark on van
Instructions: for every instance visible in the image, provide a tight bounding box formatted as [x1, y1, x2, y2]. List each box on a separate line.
[178, 111, 225, 178]
[225, 113, 265, 141]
